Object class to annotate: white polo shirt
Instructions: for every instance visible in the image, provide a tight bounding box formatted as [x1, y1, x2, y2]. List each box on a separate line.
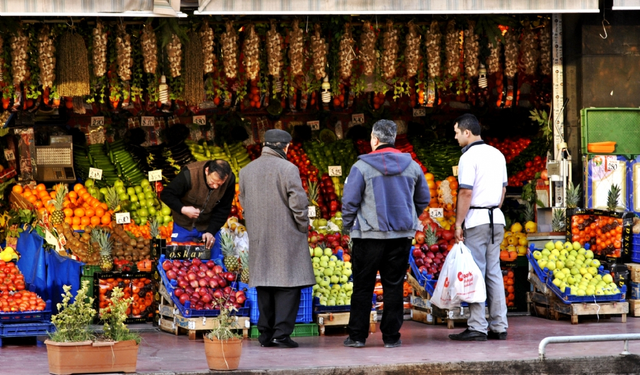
[457, 141, 507, 229]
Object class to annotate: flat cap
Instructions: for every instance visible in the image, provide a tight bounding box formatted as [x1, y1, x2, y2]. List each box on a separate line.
[264, 129, 292, 143]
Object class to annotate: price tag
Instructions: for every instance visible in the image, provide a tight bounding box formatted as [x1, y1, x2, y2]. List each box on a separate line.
[308, 206, 317, 218]
[88, 168, 103, 180]
[605, 159, 619, 172]
[193, 115, 207, 126]
[328, 166, 342, 177]
[4, 149, 15, 161]
[148, 169, 163, 182]
[90, 116, 105, 127]
[452, 166, 459, 177]
[141, 116, 155, 127]
[59, 233, 67, 246]
[244, 320, 250, 328]
[115, 212, 131, 224]
[307, 120, 320, 131]
[351, 113, 365, 124]
[413, 108, 426, 117]
[45, 230, 62, 251]
[429, 208, 444, 219]
[188, 321, 196, 330]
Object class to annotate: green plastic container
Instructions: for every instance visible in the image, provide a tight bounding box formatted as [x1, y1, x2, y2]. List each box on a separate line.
[82, 265, 102, 278]
[249, 323, 319, 339]
[581, 108, 640, 156]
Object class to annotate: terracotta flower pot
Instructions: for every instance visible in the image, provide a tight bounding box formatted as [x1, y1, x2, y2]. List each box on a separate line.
[203, 336, 242, 371]
[45, 339, 139, 375]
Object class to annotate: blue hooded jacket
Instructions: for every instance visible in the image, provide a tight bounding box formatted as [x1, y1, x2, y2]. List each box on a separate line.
[342, 147, 431, 239]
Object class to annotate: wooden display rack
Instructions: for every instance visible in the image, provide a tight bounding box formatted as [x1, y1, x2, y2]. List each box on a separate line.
[158, 295, 250, 339]
[528, 272, 629, 324]
[315, 311, 377, 336]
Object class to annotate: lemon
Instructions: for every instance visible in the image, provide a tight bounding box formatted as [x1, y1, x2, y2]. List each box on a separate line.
[525, 221, 537, 233]
[510, 222, 523, 233]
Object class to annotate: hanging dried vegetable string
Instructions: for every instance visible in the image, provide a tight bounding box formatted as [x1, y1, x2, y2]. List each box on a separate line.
[310, 23, 328, 80]
[243, 24, 260, 81]
[503, 28, 519, 78]
[10, 29, 29, 86]
[0, 35, 4, 83]
[381, 20, 399, 80]
[404, 21, 421, 79]
[199, 21, 215, 75]
[220, 21, 238, 80]
[37, 25, 56, 90]
[267, 20, 283, 78]
[141, 22, 158, 75]
[92, 21, 107, 77]
[166, 34, 182, 78]
[184, 31, 204, 106]
[338, 24, 355, 81]
[464, 21, 480, 79]
[444, 20, 460, 78]
[360, 21, 376, 77]
[425, 20, 442, 80]
[288, 19, 304, 77]
[116, 24, 132, 81]
[487, 36, 502, 75]
[539, 19, 552, 76]
[521, 21, 539, 76]
[57, 31, 90, 97]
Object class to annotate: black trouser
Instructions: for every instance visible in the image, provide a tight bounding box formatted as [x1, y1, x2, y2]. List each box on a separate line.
[347, 237, 412, 344]
[256, 286, 301, 344]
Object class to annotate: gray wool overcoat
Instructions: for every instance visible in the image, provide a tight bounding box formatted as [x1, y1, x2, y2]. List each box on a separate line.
[239, 147, 315, 288]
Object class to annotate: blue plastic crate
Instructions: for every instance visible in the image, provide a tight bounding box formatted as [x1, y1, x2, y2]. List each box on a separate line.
[545, 269, 627, 304]
[0, 301, 52, 323]
[0, 321, 55, 337]
[409, 250, 429, 286]
[526, 245, 552, 283]
[247, 286, 312, 324]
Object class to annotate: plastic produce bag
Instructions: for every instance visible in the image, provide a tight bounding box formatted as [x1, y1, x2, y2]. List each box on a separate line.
[453, 242, 487, 304]
[430, 244, 461, 309]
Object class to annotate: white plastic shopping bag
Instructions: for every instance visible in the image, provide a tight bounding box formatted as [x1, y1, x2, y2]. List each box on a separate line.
[453, 242, 487, 304]
[430, 244, 461, 309]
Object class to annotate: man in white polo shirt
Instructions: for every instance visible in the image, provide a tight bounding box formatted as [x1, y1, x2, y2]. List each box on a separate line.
[449, 113, 508, 342]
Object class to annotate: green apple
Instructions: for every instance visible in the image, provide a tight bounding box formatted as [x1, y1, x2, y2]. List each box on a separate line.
[134, 186, 142, 194]
[541, 249, 551, 257]
[585, 250, 594, 259]
[533, 250, 542, 260]
[148, 206, 157, 216]
[572, 241, 581, 250]
[84, 179, 95, 188]
[324, 248, 333, 257]
[114, 179, 124, 188]
[545, 241, 555, 251]
[127, 187, 136, 196]
[129, 195, 138, 203]
[137, 192, 146, 201]
[537, 260, 547, 269]
[546, 261, 556, 271]
[578, 248, 586, 256]
[161, 206, 172, 216]
[319, 260, 328, 268]
[555, 272, 566, 280]
[551, 249, 560, 257]
[591, 259, 601, 268]
[563, 242, 573, 250]
[118, 193, 128, 202]
[314, 247, 323, 257]
[163, 216, 172, 225]
[602, 274, 613, 283]
[323, 268, 334, 277]
[146, 198, 156, 208]
[328, 261, 336, 268]
[554, 241, 564, 250]
[330, 275, 340, 284]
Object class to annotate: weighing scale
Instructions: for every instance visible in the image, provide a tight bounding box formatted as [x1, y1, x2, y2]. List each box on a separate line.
[35, 135, 76, 183]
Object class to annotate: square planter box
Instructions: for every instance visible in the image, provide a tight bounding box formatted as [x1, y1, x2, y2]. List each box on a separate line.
[45, 339, 138, 374]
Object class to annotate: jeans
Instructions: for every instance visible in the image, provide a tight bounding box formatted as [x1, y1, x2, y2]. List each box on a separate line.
[347, 237, 412, 344]
[464, 224, 508, 334]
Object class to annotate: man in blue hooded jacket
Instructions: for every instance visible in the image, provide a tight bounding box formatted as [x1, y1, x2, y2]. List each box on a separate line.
[342, 119, 430, 348]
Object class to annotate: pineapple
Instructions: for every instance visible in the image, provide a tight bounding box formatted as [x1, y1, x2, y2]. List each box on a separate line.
[523, 202, 535, 223]
[551, 209, 566, 233]
[221, 232, 239, 272]
[239, 250, 249, 284]
[607, 184, 620, 212]
[307, 179, 319, 219]
[51, 184, 68, 225]
[566, 181, 581, 209]
[425, 226, 437, 247]
[149, 216, 160, 239]
[105, 187, 120, 222]
[93, 228, 113, 272]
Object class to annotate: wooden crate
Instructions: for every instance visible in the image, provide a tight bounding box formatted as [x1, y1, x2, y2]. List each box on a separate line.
[552, 300, 628, 324]
[626, 263, 640, 283]
[157, 298, 249, 339]
[630, 300, 640, 317]
[411, 307, 434, 325]
[315, 311, 377, 336]
[528, 291, 561, 320]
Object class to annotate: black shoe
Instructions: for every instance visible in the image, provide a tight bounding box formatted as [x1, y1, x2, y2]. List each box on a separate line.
[271, 336, 299, 348]
[259, 333, 274, 347]
[488, 331, 507, 340]
[449, 329, 487, 341]
[343, 337, 365, 348]
[384, 339, 402, 348]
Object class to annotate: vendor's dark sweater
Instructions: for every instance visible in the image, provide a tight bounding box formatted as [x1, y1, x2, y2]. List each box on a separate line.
[161, 165, 236, 235]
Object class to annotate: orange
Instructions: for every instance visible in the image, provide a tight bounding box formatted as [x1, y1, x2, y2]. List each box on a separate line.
[425, 173, 435, 181]
[74, 208, 85, 217]
[27, 195, 37, 204]
[72, 224, 82, 231]
[22, 191, 33, 199]
[85, 208, 95, 218]
[68, 191, 77, 200]
[100, 203, 109, 211]
[38, 207, 46, 216]
[101, 215, 111, 225]
[36, 183, 46, 192]
[81, 192, 91, 202]
[34, 201, 43, 209]
[47, 205, 55, 214]
[72, 217, 81, 225]
[49, 191, 57, 199]
[64, 217, 73, 225]
[64, 208, 74, 217]
[73, 183, 84, 193]
[81, 217, 91, 226]
[90, 216, 101, 226]
[95, 207, 105, 218]
[12, 185, 23, 194]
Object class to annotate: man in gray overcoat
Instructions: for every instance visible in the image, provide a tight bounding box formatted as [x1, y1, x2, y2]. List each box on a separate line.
[239, 129, 315, 348]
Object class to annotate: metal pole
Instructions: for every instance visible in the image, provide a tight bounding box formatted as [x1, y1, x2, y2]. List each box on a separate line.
[539, 334, 640, 360]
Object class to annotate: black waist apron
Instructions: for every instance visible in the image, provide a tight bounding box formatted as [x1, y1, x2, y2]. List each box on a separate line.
[469, 206, 499, 243]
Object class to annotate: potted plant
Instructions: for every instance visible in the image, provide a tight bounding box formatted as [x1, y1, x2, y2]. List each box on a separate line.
[203, 299, 243, 371]
[45, 280, 141, 375]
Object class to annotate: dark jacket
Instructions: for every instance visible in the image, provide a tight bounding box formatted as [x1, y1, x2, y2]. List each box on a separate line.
[161, 161, 235, 234]
[342, 147, 430, 239]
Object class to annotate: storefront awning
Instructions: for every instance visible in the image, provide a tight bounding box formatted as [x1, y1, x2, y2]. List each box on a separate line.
[613, 0, 640, 10]
[0, 0, 186, 17]
[196, 0, 600, 15]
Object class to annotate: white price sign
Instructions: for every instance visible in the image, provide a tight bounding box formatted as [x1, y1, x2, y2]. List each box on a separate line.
[148, 169, 163, 182]
[413, 108, 426, 117]
[88, 168, 103, 180]
[193, 115, 207, 126]
[351, 113, 365, 124]
[605, 159, 619, 172]
[307, 120, 320, 131]
[115, 212, 131, 224]
[452, 166, 459, 177]
[4, 149, 15, 161]
[429, 208, 444, 219]
[141, 116, 155, 127]
[90, 116, 105, 127]
[328, 166, 342, 177]
[308, 206, 317, 218]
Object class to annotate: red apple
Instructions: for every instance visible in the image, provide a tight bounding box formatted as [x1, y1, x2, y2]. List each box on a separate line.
[162, 260, 172, 271]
